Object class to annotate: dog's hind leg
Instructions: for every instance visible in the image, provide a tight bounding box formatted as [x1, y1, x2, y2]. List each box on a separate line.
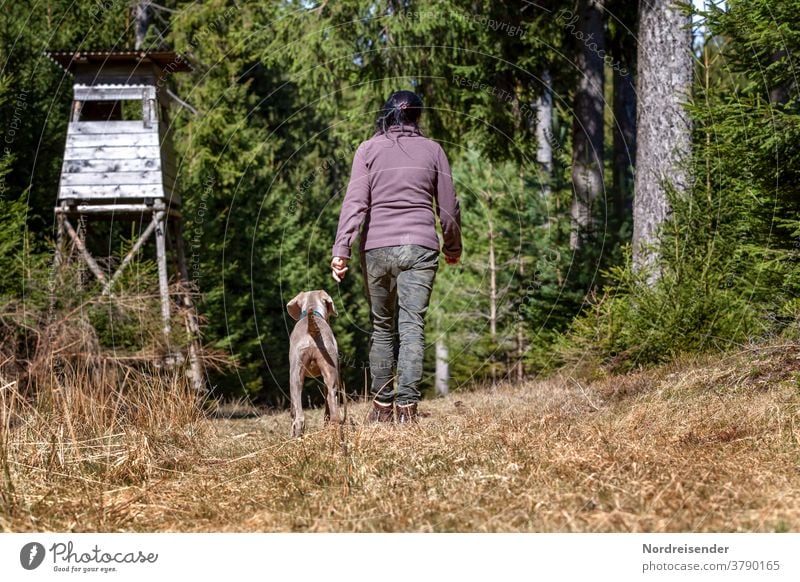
[289, 368, 305, 437]
[321, 364, 342, 425]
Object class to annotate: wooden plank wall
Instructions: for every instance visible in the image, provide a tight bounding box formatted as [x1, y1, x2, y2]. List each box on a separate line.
[59, 119, 180, 205]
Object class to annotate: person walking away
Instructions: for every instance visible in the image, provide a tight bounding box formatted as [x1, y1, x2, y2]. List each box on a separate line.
[331, 90, 462, 424]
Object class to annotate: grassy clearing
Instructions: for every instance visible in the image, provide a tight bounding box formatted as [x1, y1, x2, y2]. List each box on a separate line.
[2, 345, 799, 532]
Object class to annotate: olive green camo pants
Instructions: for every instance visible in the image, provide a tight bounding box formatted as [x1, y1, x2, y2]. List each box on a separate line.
[362, 245, 439, 405]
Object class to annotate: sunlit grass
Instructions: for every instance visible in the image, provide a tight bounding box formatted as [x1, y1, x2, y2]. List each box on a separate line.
[2, 345, 799, 532]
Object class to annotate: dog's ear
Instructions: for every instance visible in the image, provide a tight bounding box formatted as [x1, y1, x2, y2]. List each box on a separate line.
[286, 292, 305, 321]
[321, 290, 337, 317]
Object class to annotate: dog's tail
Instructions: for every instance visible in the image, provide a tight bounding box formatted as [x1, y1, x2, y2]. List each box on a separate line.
[307, 311, 321, 336]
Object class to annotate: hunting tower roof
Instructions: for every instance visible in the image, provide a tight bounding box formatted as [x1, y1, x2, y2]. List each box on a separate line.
[45, 49, 192, 75]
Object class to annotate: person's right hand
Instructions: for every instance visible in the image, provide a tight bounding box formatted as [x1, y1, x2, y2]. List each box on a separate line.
[331, 256, 349, 282]
[444, 253, 461, 265]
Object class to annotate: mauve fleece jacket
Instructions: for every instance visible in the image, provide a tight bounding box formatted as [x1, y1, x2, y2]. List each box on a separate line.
[331, 124, 462, 260]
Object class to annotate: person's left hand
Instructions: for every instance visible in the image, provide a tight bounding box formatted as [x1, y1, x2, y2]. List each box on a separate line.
[331, 256, 349, 282]
[444, 253, 461, 265]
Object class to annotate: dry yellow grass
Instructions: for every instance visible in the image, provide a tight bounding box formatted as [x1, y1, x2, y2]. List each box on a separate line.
[2, 344, 799, 532]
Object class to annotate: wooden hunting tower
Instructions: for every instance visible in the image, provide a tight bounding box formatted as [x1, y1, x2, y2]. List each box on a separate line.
[46, 49, 204, 391]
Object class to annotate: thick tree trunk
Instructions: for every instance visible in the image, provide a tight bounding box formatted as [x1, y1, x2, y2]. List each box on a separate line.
[134, 1, 151, 50]
[571, 0, 605, 249]
[435, 337, 449, 396]
[612, 35, 636, 228]
[535, 69, 553, 199]
[632, 0, 692, 279]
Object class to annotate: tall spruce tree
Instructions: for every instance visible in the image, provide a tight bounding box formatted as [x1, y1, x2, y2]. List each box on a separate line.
[569, 0, 606, 250]
[632, 0, 692, 280]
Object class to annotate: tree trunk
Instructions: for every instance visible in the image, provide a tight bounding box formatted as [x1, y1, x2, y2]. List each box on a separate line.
[768, 50, 791, 105]
[487, 192, 497, 385]
[435, 337, 449, 396]
[134, 1, 151, 50]
[632, 0, 692, 279]
[612, 32, 637, 229]
[535, 69, 553, 199]
[571, 0, 605, 250]
[515, 255, 525, 382]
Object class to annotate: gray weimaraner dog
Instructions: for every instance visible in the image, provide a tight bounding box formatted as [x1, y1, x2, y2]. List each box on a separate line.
[286, 290, 342, 437]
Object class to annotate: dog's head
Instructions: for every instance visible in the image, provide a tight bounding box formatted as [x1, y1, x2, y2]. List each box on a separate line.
[286, 290, 337, 321]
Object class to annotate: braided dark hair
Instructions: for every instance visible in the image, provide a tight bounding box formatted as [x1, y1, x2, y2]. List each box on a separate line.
[375, 90, 423, 135]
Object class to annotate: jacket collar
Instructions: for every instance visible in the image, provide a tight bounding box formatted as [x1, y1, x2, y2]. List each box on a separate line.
[378, 123, 422, 137]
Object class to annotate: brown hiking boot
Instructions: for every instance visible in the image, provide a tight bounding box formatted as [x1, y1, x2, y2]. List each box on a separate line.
[367, 400, 394, 424]
[395, 402, 419, 424]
